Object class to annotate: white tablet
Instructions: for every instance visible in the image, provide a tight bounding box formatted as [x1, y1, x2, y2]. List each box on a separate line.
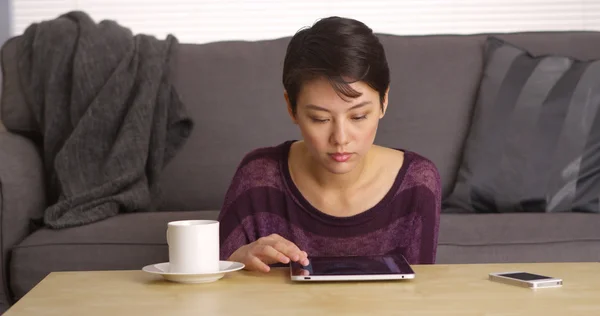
[289, 254, 415, 281]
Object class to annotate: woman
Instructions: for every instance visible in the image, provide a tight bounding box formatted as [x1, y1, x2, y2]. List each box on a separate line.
[218, 16, 441, 272]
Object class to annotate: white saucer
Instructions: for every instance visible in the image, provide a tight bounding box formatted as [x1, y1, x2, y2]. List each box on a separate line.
[142, 261, 245, 284]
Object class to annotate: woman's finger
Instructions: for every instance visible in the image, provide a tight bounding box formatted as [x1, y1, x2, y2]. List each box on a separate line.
[249, 255, 271, 273]
[255, 244, 291, 264]
[267, 237, 306, 262]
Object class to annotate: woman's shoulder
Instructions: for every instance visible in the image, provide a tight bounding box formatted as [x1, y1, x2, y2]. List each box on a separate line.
[236, 141, 292, 171]
[375, 145, 440, 195]
[222, 141, 293, 210]
[229, 140, 294, 189]
[399, 149, 441, 196]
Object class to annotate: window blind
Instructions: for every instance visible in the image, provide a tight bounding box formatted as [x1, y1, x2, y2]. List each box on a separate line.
[11, 0, 600, 44]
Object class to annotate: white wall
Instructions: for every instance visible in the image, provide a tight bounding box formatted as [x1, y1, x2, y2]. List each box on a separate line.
[1, 0, 10, 130]
[1, 0, 8, 45]
[10, 0, 600, 44]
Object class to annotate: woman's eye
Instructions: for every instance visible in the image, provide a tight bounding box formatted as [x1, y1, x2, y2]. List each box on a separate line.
[311, 117, 329, 123]
[352, 115, 367, 121]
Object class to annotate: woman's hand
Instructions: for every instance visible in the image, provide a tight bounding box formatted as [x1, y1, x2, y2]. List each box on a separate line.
[228, 234, 310, 272]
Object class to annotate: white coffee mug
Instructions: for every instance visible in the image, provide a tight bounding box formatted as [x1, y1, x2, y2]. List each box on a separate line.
[166, 220, 219, 274]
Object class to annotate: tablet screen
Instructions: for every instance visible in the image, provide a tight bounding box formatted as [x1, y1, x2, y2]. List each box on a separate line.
[290, 254, 414, 276]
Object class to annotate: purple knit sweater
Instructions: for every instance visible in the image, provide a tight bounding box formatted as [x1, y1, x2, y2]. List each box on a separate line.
[218, 141, 442, 264]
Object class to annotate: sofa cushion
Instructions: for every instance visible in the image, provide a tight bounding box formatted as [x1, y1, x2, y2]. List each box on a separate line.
[157, 32, 600, 213]
[157, 34, 485, 213]
[436, 213, 600, 263]
[374, 34, 484, 199]
[9, 210, 219, 300]
[445, 36, 600, 213]
[156, 38, 302, 212]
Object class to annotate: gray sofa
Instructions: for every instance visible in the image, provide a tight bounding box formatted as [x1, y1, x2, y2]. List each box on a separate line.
[2, 30, 600, 312]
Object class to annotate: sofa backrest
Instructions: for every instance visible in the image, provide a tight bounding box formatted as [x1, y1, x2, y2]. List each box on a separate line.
[156, 34, 486, 212]
[3, 31, 600, 211]
[158, 31, 600, 211]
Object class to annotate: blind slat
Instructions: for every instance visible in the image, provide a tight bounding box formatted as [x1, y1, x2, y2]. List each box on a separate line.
[12, 0, 600, 44]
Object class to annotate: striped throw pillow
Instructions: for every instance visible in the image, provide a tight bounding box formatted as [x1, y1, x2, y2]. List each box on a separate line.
[444, 36, 600, 213]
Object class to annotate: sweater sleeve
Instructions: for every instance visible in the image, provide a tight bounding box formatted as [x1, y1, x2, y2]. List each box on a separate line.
[410, 158, 442, 264]
[217, 161, 253, 260]
[216, 147, 284, 260]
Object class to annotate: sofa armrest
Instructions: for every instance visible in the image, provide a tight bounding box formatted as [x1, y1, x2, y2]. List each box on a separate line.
[0, 131, 46, 307]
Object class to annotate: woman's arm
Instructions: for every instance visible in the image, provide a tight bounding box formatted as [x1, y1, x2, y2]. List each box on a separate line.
[411, 158, 442, 264]
[218, 189, 309, 271]
[217, 150, 309, 271]
[217, 162, 254, 261]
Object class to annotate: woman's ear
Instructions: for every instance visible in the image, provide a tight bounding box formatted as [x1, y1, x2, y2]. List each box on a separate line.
[380, 86, 390, 118]
[284, 91, 298, 124]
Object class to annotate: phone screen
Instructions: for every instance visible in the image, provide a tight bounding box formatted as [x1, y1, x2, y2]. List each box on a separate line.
[498, 272, 553, 281]
[290, 254, 414, 276]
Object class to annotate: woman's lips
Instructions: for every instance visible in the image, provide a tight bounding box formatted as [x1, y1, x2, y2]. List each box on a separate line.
[329, 153, 352, 162]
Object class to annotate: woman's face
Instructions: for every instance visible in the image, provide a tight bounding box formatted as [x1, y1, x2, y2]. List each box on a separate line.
[286, 77, 388, 175]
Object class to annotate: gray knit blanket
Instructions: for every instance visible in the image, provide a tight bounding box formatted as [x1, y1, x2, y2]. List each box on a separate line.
[16, 11, 193, 229]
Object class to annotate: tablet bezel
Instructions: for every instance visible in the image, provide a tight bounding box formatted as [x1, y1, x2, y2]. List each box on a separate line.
[289, 254, 415, 282]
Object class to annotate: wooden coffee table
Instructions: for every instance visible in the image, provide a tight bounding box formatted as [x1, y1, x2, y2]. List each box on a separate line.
[5, 262, 600, 315]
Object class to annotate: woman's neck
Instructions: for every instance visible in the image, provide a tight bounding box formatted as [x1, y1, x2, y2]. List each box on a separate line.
[300, 142, 372, 193]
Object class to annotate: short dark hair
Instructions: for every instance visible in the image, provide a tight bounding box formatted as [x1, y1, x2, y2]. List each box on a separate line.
[282, 16, 390, 113]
